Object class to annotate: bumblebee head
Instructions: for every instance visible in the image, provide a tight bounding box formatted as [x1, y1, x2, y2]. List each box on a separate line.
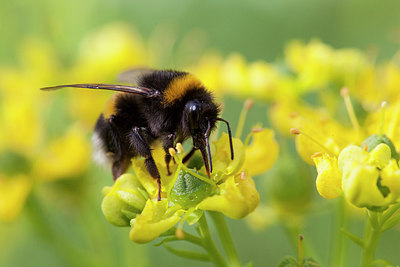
[183, 100, 234, 178]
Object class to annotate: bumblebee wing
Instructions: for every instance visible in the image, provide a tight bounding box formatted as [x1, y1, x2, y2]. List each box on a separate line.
[117, 67, 154, 84]
[41, 83, 160, 98]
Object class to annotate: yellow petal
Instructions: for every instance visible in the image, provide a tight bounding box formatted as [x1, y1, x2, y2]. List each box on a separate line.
[368, 143, 391, 169]
[342, 165, 386, 208]
[313, 154, 342, 199]
[381, 160, 400, 203]
[197, 173, 260, 219]
[211, 133, 245, 183]
[129, 199, 182, 243]
[243, 129, 279, 176]
[338, 145, 369, 177]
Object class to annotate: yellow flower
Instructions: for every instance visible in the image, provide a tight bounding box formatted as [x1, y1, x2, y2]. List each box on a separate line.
[338, 143, 400, 208]
[197, 172, 259, 219]
[102, 133, 268, 242]
[129, 199, 183, 244]
[243, 128, 279, 176]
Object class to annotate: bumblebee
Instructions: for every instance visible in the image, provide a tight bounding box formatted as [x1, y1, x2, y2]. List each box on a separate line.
[42, 69, 234, 200]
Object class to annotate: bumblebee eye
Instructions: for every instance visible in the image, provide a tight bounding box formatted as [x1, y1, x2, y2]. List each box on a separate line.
[185, 100, 202, 131]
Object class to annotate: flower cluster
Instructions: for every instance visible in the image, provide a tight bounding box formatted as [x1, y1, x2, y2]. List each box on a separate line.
[102, 129, 278, 243]
[0, 40, 91, 222]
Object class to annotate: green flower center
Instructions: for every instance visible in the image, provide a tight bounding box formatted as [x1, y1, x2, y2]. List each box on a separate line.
[170, 169, 212, 209]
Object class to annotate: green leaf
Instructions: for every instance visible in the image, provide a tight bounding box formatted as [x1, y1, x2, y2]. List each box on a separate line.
[382, 213, 400, 232]
[163, 243, 210, 262]
[341, 228, 365, 247]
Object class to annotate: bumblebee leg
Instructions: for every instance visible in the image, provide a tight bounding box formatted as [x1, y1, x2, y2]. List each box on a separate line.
[131, 127, 162, 201]
[182, 147, 196, 163]
[162, 133, 175, 175]
[94, 114, 130, 181]
[112, 157, 130, 180]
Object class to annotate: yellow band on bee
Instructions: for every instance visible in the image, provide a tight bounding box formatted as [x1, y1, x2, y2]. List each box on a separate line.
[103, 93, 122, 119]
[163, 74, 203, 105]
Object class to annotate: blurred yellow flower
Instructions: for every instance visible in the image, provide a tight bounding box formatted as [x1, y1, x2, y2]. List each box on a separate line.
[0, 37, 92, 222]
[285, 39, 369, 92]
[66, 23, 148, 127]
[243, 128, 279, 176]
[32, 124, 91, 181]
[191, 52, 290, 100]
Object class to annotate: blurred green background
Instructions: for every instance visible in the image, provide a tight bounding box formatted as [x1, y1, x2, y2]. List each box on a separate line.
[1, 0, 400, 266]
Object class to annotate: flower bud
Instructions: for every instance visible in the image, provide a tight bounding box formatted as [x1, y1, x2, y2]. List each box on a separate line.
[101, 174, 148, 226]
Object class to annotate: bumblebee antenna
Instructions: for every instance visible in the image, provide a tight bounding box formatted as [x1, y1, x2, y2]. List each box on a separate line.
[41, 83, 160, 98]
[216, 118, 234, 160]
[205, 120, 212, 173]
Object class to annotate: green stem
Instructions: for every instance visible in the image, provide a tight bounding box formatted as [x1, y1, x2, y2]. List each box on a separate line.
[281, 222, 321, 264]
[361, 212, 382, 267]
[329, 196, 347, 267]
[208, 211, 241, 267]
[197, 214, 229, 267]
[235, 102, 249, 139]
[182, 230, 204, 247]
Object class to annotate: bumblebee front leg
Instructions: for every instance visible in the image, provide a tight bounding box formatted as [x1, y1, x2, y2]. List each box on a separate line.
[162, 133, 176, 175]
[131, 127, 162, 201]
[182, 147, 196, 163]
